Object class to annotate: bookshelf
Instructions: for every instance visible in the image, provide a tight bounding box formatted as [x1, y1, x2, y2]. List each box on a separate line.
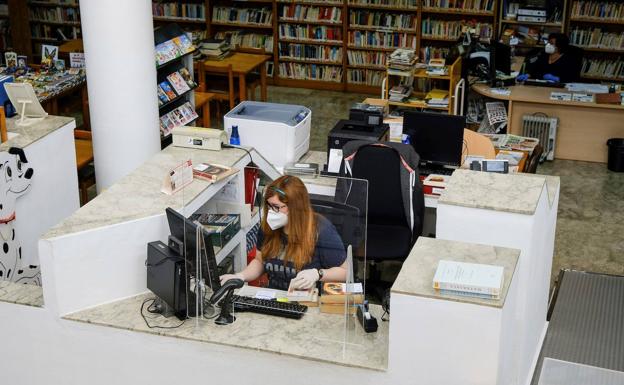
[346, 0, 418, 92]
[155, 23, 199, 146]
[275, 0, 345, 89]
[27, 0, 81, 59]
[567, 0, 624, 81]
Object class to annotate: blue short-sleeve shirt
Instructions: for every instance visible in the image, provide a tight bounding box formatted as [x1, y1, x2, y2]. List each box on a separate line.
[256, 215, 346, 290]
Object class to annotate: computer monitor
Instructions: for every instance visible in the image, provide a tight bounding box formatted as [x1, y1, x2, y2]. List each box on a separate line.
[490, 41, 511, 86]
[165, 207, 221, 292]
[403, 111, 465, 168]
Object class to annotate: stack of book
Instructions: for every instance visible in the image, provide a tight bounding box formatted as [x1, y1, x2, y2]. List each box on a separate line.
[389, 84, 412, 102]
[433, 260, 504, 300]
[387, 48, 417, 76]
[425, 58, 448, 76]
[199, 38, 231, 60]
[319, 282, 364, 314]
[425, 88, 448, 107]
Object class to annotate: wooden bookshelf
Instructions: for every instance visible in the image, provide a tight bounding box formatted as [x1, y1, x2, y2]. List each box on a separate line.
[567, 0, 624, 82]
[26, 0, 82, 59]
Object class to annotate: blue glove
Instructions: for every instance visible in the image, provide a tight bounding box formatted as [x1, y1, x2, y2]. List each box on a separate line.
[516, 74, 529, 82]
[543, 73, 560, 83]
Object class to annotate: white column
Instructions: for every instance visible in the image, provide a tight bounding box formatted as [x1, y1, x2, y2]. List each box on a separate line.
[80, 0, 160, 191]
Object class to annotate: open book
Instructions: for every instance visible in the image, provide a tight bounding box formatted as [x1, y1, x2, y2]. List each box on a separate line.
[192, 163, 238, 183]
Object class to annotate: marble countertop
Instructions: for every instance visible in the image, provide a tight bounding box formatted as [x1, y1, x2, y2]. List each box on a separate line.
[0, 281, 44, 307]
[43, 146, 256, 239]
[64, 292, 389, 371]
[392, 237, 519, 308]
[438, 169, 560, 215]
[0, 115, 75, 151]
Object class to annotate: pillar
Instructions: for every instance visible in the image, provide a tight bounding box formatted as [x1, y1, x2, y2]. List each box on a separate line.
[80, 0, 160, 191]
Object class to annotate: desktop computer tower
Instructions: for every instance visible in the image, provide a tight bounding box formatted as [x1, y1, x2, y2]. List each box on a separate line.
[146, 241, 198, 320]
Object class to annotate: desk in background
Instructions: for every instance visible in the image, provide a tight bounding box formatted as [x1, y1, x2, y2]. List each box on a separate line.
[203, 52, 270, 102]
[472, 83, 624, 163]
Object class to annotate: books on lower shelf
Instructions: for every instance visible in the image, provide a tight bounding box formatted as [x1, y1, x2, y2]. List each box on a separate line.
[582, 58, 624, 80]
[433, 260, 504, 300]
[389, 84, 413, 101]
[349, 30, 417, 49]
[279, 62, 343, 82]
[348, 68, 385, 86]
[192, 163, 238, 183]
[570, 27, 624, 51]
[348, 50, 387, 67]
[347, 0, 418, 9]
[215, 30, 274, 53]
[421, 46, 450, 63]
[152, 2, 206, 20]
[155, 34, 195, 66]
[421, 18, 493, 40]
[279, 5, 342, 23]
[279, 24, 343, 41]
[159, 102, 198, 137]
[349, 11, 417, 31]
[279, 43, 342, 62]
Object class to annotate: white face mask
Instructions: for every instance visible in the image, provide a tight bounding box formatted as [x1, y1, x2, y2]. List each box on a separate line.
[545, 43, 556, 54]
[266, 210, 288, 230]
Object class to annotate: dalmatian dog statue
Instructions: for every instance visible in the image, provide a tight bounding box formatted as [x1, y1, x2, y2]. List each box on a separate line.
[0, 147, 40, 285]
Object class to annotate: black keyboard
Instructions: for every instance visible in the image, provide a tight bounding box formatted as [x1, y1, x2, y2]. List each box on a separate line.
[420, 166, 455, 176]
[232, 295, 308, 319]
[523, 79, 565, 88]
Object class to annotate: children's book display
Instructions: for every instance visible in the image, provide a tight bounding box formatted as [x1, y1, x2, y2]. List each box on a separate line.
[157, 68, 197, 106]
[155, 34, 195, 66]
[0, 65, 86, 104]
[159, 102, 198, 137]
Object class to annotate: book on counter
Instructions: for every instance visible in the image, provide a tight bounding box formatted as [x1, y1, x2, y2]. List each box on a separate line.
[423, 174, 450, 196]
[319, 282, 364, 304]
[192, 163, 238, 182]
[432, 260, 504, 299]
[287, 280, 319, 305]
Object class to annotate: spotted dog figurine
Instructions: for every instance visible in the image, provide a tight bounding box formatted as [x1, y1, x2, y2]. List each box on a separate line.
[0, 147, 40, 285]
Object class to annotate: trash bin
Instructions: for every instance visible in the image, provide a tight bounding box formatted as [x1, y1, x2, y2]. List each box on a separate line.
[607, 138, 624, 172]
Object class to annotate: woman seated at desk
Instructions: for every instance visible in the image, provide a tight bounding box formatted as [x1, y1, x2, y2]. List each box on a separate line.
[220, 175, 347, 290]
[518, 33, 582, 83]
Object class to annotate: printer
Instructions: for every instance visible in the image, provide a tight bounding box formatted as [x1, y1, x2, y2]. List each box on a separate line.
[223, 101, 311, 169]
[327, 120, 389, 168]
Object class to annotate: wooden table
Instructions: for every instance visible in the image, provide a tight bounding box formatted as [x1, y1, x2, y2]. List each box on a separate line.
[472, 83, 624, 163]
[203, 52, 271, 102]
[59, 39, 84, 54]
[74, 138, 94, 170]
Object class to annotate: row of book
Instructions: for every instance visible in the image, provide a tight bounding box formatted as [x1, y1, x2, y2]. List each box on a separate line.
[29, 7, 80, 23]
[212, 7, 273, 26]
[278, 0, 343, 4]
[347, 0, 418, 9]
[155, 34, 194, 66]
[570, 27, 624, 51]
[581, 57, 624, 79]
[570, 1, 624, 20]
[422, 19, 493, 40]
[278, 43, 343, 62]
[347, 68, 385, 86]
[279, 5, 342, 23]
[420, 45, 449, 63]
[348, 31, 417, 49]
[159, 102, 198, 138]
[152, 2, 206, 20]
[349, 11, 417, 30]
[215, 30, 274, 52]
[422, 0, 495, 12]
[31, 24, 81, 40]
[157, 68, 197, 107]
[347, 50, 387, 67]
[279, 24, 343, 41]
[278, 62, 343, 81]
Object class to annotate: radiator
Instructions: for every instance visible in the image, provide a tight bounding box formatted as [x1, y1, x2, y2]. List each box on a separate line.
[522, 115, 558, 161]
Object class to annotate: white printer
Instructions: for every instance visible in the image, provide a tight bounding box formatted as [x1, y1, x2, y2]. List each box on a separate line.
[223, 101, 311, 168]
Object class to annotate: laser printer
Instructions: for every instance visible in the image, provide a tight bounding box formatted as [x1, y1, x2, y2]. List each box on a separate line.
[223, 101, 311, 169]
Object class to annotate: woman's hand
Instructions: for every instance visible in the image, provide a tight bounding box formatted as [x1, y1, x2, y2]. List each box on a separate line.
[220, 272, 244, 286]
[290, 269, 320, 290]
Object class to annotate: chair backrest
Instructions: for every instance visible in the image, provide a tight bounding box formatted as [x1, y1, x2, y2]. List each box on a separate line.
[201, 63, 236, 109]
[462, 128, 495, 163]
[526, 144, 543, 174]
[310, 198, 363, 251]
[0, 106, 7, 143]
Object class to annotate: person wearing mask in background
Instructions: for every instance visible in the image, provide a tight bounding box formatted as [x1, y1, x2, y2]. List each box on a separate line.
[517, 33, 582, 84]
[219, 175, 347, 291]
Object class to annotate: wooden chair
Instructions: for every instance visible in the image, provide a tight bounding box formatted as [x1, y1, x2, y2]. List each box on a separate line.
[193, 91, 214, 128]
[74, 129, 96, 205]
[199, 63, 237, 122]
[526, 144, 544, 174]
[0, 106, 8, 143]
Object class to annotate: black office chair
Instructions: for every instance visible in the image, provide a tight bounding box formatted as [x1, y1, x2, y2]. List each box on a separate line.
[336, 142, 425, 294]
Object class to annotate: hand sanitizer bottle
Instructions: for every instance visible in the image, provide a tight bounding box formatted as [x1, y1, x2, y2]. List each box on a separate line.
[229, 125, 240, 146]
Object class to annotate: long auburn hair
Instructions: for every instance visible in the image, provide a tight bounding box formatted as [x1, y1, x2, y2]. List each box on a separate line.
[261, 175, 317, 270]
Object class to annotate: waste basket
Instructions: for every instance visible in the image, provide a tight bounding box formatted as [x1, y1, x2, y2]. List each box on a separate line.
[607, 138, 624, 172]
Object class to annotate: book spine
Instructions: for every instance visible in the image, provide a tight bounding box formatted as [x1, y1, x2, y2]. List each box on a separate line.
[433, 280, 500, 296]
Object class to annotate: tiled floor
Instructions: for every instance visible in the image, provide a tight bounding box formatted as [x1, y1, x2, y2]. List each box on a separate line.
[263, 85, 624, 281]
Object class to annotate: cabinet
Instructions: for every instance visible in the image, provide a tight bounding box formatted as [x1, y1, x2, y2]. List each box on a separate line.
[154, 24, 199, 147]
[384, 56, 461, 114]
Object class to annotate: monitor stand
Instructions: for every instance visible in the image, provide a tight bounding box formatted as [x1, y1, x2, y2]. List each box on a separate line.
[15, 99, 47, 127]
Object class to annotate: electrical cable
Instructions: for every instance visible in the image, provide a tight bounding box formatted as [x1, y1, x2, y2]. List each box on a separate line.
[221, 143, 254, 164]
[140, 298, 186, 329]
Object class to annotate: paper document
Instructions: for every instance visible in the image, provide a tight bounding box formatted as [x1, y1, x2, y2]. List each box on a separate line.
[327, 148, 343, 173]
